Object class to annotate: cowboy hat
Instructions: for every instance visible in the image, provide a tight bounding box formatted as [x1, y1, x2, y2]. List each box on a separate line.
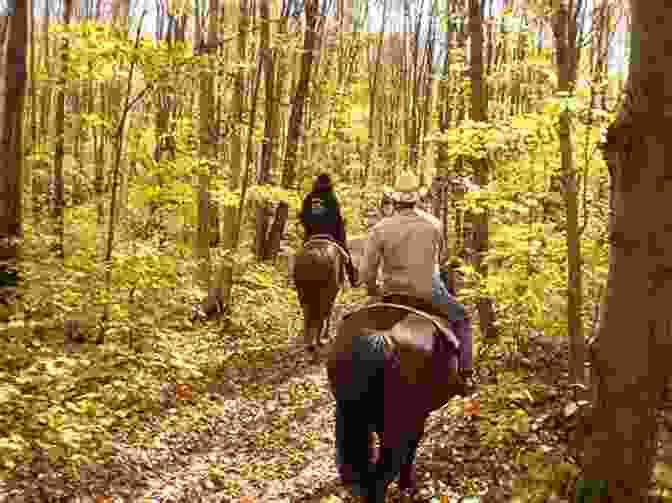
[389, 171, 427, 203]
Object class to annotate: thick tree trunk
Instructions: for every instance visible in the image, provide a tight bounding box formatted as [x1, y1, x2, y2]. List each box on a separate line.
[578, 2, 672, 501]
[263, 201, 289, 261]
[0, 0, 28, 304]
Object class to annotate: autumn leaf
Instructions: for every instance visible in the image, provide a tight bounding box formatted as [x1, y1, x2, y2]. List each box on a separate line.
[463, 398, 481, 417]
[175, 383, 193, 401]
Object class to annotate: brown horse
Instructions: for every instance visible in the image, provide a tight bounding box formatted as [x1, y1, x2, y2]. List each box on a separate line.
[326, 303, 465, 502]
[293, 235, 347, 352]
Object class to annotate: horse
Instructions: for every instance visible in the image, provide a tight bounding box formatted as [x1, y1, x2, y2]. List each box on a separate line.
[326, 302, 465, 502]
[293, 234, 348, 353]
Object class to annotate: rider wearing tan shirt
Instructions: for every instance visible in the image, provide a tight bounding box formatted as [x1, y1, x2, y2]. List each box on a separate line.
[360, 172, 474, 388]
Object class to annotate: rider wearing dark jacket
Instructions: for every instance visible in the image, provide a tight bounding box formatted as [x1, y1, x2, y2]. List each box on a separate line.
[299, 174, 358, 286]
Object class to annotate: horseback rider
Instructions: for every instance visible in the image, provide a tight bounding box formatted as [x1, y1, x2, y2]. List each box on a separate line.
[299, 173, 358, 286]
[359, 171, 475, 389]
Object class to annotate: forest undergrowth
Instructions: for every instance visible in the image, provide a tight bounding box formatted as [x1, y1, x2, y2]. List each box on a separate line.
[1, 220, 594, 503]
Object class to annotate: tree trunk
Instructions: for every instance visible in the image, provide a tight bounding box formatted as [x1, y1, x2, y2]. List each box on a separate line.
[94, 82, 106, 244]
[578, 3, 672, 499]
[195, 0, 218, 284]
[468, 0, 496, 340]
[254, 0, 276, 260]
[212, 0, 248, 312]
[0, 0, 28, 304]
[553, 0, 585, 385]
[25, 0, 36, 224]
[365, 0, 388, 182]
[281, 0, 320, 189]
[263, 201, 289, 261]
[53, 0, 73, 258]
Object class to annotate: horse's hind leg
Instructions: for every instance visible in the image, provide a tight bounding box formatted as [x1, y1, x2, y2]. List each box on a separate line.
[398, 421, 427, 497]
[318, 312, 330, 347]
[302, 309, 317, 351]
[334, 400, 372, 497]
[319, 297, 338, 346]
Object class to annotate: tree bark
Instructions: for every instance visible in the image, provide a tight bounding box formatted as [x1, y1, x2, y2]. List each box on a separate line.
[281, 0, 321, 189]
[578, 2, 672, 501]
[553, 0, 585, 385]
[365, 0, 388, 182]
[254, 0, 276, 260]
[195, 0, 219, 284]
[53, 0, 73, 258]
[468, 0, 497, 340]
[0, 0, 28, 302]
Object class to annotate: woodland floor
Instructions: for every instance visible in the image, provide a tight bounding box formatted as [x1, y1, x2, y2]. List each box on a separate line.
[0, 295, 579, 503]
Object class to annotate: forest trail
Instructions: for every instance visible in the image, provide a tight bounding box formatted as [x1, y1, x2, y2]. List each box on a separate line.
[0, 298, 500, 503]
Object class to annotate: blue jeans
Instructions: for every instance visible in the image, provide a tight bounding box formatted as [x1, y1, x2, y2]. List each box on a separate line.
[431, 271, 473, 371]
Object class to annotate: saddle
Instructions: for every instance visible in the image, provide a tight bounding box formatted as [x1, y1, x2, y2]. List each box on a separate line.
[304, 234, 350, 262]
[336, 301, 463, 411]
[340, 299, 460, 354]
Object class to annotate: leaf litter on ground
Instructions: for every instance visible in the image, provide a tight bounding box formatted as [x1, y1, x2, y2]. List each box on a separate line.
[0, 273, 587, 503]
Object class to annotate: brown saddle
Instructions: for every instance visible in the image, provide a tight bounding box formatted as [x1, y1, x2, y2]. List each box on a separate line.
[340, 302, 459, 354]
[304, 234, 350, 263]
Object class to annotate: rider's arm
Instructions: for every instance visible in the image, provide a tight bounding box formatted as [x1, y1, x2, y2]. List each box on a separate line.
[333, 199, 347, 244]
[299, 194, 310, 230]
[360, 229, 382, 296]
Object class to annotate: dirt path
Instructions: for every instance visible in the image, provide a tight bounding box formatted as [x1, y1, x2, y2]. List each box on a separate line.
[0, 300, 542, 503]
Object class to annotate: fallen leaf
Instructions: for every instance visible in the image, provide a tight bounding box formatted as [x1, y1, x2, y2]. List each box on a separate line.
[176, 383, 193, 401]
[463, 398, 480, 417]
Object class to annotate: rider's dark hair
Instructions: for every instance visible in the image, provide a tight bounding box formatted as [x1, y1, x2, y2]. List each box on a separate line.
[313, 173, 333, 192]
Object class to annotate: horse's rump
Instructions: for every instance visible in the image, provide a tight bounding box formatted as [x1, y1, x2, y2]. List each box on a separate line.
[294, 241, 344, 349]
[329, 305, 462, 414]
[293, 240, 343, 287]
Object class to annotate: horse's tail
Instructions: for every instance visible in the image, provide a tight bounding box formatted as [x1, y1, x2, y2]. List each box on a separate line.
[327, 330, 387, 498]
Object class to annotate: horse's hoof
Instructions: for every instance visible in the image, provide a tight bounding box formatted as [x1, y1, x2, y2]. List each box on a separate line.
[399, 467, 417, 493]
[399, 488, 416, 502]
